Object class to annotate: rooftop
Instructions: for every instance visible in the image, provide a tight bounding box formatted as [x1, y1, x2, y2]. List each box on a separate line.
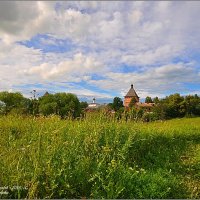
[125, 84, 139, 98]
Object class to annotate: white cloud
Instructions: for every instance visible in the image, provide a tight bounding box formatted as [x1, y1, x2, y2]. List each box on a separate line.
[88, 62, 200, 98]
[0, 41, 43, 90]
[0, 1, 200, 100]
[128, 10, 143, 24]
[121, 44, 184, 66]
[67, 88, 112, 100]
[0, 2, 56, 43]
[23, 52, 105, 80]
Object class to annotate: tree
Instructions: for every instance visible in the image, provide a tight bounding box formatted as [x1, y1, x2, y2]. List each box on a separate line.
[39, 92, 81, 118]
[184, 95, 200, 116]
[159, 93, 185, 118]
[151, 93, 200, 119]
[55, 93, 81, 118]
[0, 91, 29, 114]
[112, 97, 123, 111]
[39, 102, 57, 116]
[145, 96, 153, 103]
[80, 101, 88, 110]
[38, 93, 56, 116]
[153, 97, 159, 104]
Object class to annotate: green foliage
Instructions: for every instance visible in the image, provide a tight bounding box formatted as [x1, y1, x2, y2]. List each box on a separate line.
[142, 112, 159, 122]
[39, 102, 57, 116]
[0, 91, 30, 115]
[1, 115, 200, 198]
[0, 100, 6, 114]
[38, 93, 81, 118]
[0, 91, 24, 108]
[112, 97, 123, 111]
[152, 93, 200, 120]
[0, 91, 81, 118]
[153, 96, 160, 104]
[1, 91, 200, 121]
[145, 96, 153, 103]
[80, 101, 88, 110]
[184, 95, 200, 116]
[114, 107, 124, 120]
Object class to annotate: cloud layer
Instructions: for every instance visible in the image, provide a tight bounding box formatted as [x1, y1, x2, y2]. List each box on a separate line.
[0, 1, 200, 101]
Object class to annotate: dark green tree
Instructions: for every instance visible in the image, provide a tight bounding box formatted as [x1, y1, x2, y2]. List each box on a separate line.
[80, 101, 88, 110]
[153, 97, 159, 104]
[166, 93, 185, 118]
[39, 92, 81, 118]
[184, 95, 200, 116]
[112, 97, 123, 111]
[145, 96, 153, 103]
[38, 93, 56, 116]
[55, 93, 81, 118]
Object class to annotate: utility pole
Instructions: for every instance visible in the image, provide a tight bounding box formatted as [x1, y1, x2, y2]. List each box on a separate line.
[30, 90, 39, 115]
[30, 89, 38, 100]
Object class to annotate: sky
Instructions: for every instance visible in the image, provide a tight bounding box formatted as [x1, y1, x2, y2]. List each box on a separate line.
[0, 1, 200, 103]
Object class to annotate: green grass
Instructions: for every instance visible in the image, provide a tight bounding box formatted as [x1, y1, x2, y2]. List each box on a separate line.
[0, 114, 200, 198]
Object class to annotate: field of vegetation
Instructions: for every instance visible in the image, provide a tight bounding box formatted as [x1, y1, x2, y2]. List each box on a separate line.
[0, 114, 200, 199]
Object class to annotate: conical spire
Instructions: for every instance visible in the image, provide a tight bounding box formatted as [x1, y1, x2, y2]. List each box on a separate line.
[125, 84, 139, 98]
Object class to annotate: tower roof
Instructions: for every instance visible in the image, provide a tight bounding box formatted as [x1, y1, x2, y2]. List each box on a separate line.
[125, 84, 139, 98]
[44, 91, 49, 96]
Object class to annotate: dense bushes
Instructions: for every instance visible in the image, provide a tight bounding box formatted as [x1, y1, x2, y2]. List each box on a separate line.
[107, 93, 200, 122]
[152, 93, 200, 120]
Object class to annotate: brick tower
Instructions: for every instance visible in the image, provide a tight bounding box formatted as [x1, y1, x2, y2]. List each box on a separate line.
[124, 84, 139, 107]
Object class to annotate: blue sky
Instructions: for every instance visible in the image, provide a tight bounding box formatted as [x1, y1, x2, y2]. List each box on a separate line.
[0, 1, 200, 103]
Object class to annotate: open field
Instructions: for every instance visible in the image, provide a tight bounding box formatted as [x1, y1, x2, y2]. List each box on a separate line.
[0, 115, 200, 199]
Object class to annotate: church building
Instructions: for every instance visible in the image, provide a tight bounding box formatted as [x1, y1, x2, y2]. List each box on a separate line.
[124, 84, 139, 107]
[124, 84, 155, 110]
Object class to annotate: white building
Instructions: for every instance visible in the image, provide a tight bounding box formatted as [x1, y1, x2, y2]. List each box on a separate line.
[87, 98, 101, 109]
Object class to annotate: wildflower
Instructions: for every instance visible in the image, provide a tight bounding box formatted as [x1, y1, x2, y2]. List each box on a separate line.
[140, 168, 146, 173]
[167, 187, 171, 192]
[111, 159, 117, 168]
[102, 146, 110, 153]
[63, 141, 68, 145]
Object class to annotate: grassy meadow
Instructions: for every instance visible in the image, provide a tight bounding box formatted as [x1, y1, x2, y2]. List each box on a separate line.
[0, 114, 200, 198]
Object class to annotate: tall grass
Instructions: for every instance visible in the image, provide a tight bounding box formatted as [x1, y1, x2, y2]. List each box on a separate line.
[0, 114, 200, 198]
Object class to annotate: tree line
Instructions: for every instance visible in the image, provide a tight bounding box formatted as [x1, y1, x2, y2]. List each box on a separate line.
[0, 91, 88, 118]
[0, 91, 200, 121]
[107, 93, 200, 121]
